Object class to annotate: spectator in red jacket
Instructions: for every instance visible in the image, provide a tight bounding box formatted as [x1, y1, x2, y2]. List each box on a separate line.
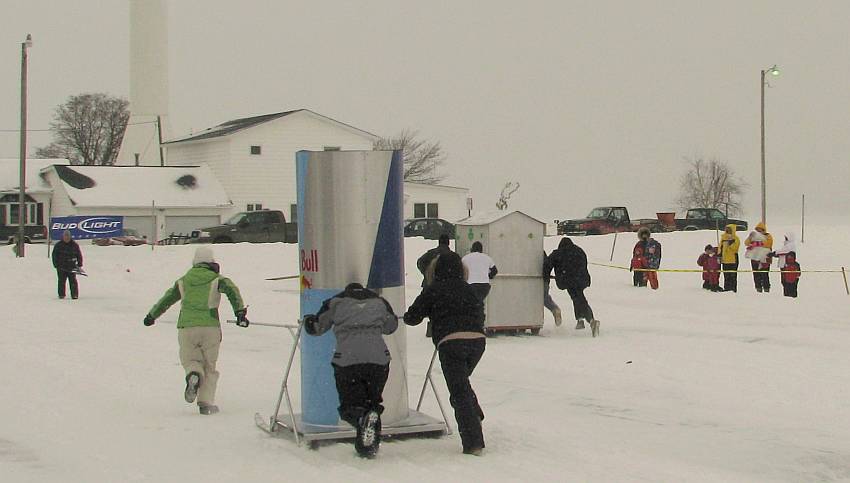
[780, 251, 801, 298]
[697, 245, 721, 292]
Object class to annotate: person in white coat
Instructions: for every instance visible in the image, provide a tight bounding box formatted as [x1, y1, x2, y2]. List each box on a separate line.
[770, 232, 798, 269]
[462, 241, 498, 304]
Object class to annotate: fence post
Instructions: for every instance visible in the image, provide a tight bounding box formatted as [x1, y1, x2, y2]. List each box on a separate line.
[842, 267, 849, 296]
[609, 231, 618, 262]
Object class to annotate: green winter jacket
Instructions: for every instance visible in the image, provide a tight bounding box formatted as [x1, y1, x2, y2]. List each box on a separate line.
[148, 265, 245, 328]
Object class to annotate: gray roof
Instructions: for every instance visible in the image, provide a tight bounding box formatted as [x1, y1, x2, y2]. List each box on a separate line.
[164, 111, 300, 144]
[164, 109, 379, 145]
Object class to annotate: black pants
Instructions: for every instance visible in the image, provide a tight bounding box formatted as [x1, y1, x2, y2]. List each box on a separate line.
[722, 261, 738, 292]
[57, 269, 78, 298]
[566, 286, 594, 321]
[439, 338, 486, 452]
[633, 271, 645, 287]
[751, 261, 771, 292]
[469, 283, 491, 304]
[332, 363, 390, 427]
[782, 280, 798, 298]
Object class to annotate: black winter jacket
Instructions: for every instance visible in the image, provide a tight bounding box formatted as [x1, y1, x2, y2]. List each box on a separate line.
[404, 252, 485, 345]
[416, 244, 453, 287]
[547, 238, 591, 290]
[52, 240, 83, 272]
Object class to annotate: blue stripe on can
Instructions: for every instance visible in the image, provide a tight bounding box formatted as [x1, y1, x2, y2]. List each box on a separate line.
[300, 288, 342, 426]
[367, 150, 404, 289]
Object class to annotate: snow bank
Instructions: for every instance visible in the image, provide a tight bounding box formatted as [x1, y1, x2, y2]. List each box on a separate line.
[2, 224, 849, 482]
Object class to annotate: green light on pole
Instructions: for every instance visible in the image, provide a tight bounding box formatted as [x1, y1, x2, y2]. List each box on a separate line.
[769, 65, 780, 76]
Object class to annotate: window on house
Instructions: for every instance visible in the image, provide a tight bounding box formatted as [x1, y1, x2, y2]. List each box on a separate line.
[250, 145, 262, 155]
[9, 204, 19, 225]
[290, 204, 298, 223]
[0, 205, 5, 225]
[426, 203, 439, 218]
[323, 146, 341, 151]
[413, 203, 426, 218]
[247, 203, 263, 212]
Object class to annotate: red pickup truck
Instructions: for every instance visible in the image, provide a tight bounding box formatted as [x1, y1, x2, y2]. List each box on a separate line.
[556, 207, 660, 236]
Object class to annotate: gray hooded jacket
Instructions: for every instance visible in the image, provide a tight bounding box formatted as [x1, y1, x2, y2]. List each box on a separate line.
[305, 283, 398, 366]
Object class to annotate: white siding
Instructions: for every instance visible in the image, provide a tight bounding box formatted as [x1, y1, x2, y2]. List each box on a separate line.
[403, 183, 470, 222]
[223, 111, 375, 217]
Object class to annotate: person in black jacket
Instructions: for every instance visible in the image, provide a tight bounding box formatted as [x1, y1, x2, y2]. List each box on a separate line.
[52, 230, 83, 299]
[404, 252, 487, 456]
[303, 283, 398, 458]
[416, 234, 453, 288]
[546, 237, 599, 336]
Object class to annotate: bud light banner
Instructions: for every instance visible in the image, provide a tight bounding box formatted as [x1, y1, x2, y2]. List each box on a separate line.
[50, 216, 123, 240]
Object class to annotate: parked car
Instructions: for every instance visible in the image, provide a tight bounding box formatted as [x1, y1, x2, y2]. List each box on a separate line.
[674, 208, 747, 231]
[404, 218, 456, 240]
[192, 210, 297, 244]
[92, 228, 148, 246]
[2, 225, 47, 244]
[557, 207, 659, 235]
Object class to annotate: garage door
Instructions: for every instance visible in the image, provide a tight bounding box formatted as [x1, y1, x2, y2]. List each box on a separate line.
[123, 216, 156, 241]
[164, 216, 221, 237]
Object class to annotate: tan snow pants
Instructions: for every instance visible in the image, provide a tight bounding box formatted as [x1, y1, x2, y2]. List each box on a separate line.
[178, 326, 222, 405]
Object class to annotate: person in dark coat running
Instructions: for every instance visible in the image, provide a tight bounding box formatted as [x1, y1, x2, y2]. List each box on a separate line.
[52, 230, 83, 299]
[404, 252, 487, 456]
[304, 283, 398, 458]
[546, 237, 599, 336]
[416, 234, 453, 288]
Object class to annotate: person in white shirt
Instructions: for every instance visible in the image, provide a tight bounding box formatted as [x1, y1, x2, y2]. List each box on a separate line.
[462, 241, 498, 303]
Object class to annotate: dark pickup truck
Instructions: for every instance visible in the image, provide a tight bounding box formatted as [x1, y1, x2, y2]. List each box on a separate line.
[557, 207, 659, 236]
[674, 209, 747, 232]
[2, 224, 47, 244]
[192, 210, 297, 244]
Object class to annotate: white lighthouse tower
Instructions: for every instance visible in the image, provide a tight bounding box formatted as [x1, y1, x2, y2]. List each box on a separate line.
[117, 0, 169, 166]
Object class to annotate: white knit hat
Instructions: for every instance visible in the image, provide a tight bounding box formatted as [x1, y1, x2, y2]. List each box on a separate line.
[193, 246, 215, 265]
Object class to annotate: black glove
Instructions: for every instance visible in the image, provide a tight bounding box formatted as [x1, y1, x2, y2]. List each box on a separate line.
[143, 314, 156, 326]
[235, 308, 249, 328]
[303, 314, 318, 335]
[767, 251, 776, 258]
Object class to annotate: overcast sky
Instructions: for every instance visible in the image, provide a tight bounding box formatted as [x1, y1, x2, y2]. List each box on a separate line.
[2, 0, 848, 224]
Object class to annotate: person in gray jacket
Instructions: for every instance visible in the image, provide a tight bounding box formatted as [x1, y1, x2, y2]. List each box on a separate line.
[303, 282, 398, 458]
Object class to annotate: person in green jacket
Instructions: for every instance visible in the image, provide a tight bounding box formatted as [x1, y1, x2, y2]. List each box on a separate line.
[144, 246, 248, 415]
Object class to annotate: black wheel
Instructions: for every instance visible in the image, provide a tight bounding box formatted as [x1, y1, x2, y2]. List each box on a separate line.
[684, 226, 698, 231]
[308, 441, 320, 450]
[530, 328, 541, 336]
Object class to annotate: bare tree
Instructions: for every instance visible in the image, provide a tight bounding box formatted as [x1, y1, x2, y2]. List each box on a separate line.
[374, 129, 446, 184]
[36, 93, 129, 165]
[676, 157, 747, 216]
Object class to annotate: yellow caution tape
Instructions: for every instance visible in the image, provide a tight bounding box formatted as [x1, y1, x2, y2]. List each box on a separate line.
[588, 262, 841, 274]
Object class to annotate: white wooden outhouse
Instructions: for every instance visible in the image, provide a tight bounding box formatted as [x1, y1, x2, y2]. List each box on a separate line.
[455, 211, 545, 334]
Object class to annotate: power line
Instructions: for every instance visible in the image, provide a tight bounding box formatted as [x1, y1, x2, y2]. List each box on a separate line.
[0, 120, 158, 133]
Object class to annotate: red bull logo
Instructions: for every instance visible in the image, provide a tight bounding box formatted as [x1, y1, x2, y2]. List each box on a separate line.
[301, 249, 319, 272]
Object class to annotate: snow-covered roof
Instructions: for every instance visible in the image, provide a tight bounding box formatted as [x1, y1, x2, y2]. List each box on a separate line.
[456, 210, 544, 226]
[0, 158, 69, 194]
[164, 109, 379, 145]
[47, 165, 231, 209]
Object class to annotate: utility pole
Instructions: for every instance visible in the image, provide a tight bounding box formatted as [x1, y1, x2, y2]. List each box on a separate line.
[760, 64, 780, 225]
[17, 34, 32, 258]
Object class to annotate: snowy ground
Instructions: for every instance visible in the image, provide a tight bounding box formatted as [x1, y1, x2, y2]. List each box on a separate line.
[3, 223, 850, 482]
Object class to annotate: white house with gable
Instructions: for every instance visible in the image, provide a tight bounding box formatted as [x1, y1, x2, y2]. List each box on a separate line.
[163, 109, 471, 223]
[163, 109, 379, 221]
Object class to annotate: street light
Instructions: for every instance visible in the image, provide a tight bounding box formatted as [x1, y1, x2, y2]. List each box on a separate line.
[760, 64, 779, 225]
[17, 34, 33, 258]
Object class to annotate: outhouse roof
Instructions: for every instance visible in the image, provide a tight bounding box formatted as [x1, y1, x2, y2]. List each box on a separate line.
[456, 210, 544, 226]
